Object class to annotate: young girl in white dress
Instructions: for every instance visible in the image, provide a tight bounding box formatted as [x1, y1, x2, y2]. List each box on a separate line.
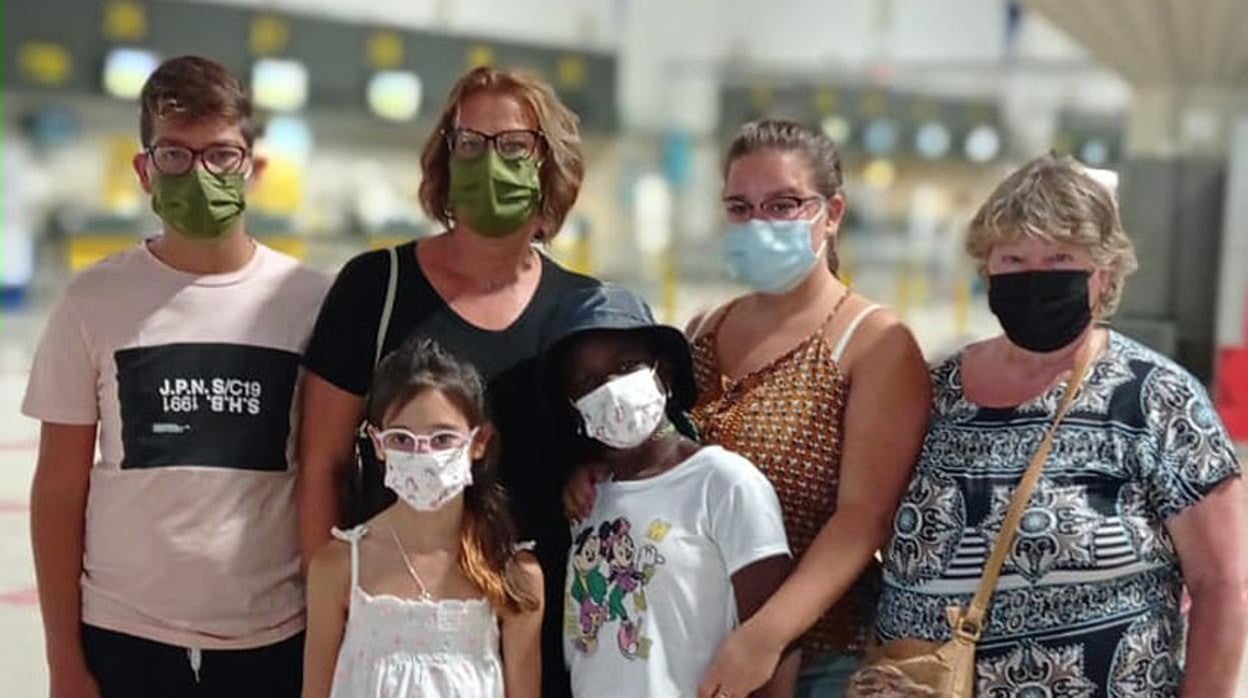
[302, 338, 544, 698]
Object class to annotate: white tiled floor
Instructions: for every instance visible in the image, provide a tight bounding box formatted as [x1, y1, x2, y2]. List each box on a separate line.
[1, 310, 49, 696]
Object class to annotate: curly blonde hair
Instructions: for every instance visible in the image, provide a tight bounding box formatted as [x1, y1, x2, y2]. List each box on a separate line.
[966, 152, 1139, 319]
[419, 67, 584, 240]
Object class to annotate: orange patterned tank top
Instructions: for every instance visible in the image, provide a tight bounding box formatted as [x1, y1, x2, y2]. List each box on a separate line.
[689, 293, 882, 657]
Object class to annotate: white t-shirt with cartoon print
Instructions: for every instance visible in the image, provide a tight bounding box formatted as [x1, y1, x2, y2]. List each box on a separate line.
[563, 445, 790, 697]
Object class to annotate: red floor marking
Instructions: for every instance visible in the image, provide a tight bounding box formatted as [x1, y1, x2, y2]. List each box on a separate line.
[0, 500, 28, 514]
[0, 440, 37, 452]
[0, 587, 38, 606]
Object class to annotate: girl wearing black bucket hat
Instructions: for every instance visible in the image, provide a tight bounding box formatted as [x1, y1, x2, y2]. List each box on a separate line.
[543, 285, 799, 698]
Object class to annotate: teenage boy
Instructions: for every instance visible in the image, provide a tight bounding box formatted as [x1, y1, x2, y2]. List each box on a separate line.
[24, 55, 329, 697]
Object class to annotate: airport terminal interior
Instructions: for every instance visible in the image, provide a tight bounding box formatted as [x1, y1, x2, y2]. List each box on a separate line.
[3, 0, 1248, 694]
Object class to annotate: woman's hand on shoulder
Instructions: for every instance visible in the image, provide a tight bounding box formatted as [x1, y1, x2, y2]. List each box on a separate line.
[563, 463, 610, 522]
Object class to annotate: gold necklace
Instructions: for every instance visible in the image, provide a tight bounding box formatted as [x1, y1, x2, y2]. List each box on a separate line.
[387, 522, 434, 602]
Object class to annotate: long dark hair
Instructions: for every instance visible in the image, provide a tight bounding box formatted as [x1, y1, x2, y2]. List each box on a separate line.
[365, 338, 539, 615]
[724, 119, 845, 273]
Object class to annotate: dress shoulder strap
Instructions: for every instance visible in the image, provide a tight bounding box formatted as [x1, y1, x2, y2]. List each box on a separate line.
[331, 525, 368, 589]
[689, 299, 739, 342]
[831, 304, 883, 363]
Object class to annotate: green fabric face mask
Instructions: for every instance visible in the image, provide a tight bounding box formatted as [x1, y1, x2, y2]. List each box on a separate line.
[150, 169, 247, 240]
[447, 151, 541, 237]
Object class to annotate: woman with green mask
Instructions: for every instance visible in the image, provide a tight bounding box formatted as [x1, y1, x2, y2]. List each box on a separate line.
[299, 66, 600, 698]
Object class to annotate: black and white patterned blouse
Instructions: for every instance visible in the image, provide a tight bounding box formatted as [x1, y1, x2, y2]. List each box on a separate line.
[875, 332, 1241, 697]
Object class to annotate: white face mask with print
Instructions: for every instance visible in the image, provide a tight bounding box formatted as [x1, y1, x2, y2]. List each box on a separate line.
[574, 367, 668, 450]
[383, 435, 475, 511]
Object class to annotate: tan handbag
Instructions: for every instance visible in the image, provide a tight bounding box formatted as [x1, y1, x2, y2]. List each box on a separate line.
[847, 351, 1094, 698]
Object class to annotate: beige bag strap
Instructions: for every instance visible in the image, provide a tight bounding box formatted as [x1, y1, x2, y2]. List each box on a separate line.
[356, 247, 400, 443]
[374, 246, 400, 368]
[955, 342, 1098, 638]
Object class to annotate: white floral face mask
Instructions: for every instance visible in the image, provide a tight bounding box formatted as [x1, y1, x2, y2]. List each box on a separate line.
[573, 367, 667, 450]
[378, 428, 477, 511]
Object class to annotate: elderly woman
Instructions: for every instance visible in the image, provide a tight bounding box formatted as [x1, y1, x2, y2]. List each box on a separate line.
[871, 153, 1248, 696]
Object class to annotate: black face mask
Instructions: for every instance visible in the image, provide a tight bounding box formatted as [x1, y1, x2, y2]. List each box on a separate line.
[988, 270, 1093, 353]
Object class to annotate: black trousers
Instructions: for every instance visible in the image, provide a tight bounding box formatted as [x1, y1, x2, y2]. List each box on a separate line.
[82, 625, 303, 698]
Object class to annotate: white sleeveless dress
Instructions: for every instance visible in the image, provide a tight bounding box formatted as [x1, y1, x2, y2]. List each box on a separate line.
[328, 525, 505, 698]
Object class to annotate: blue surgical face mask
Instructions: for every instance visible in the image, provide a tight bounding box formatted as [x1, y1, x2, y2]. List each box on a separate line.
[722, 209, 827, 294]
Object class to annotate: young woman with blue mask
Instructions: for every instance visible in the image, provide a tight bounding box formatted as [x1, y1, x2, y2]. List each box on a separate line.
[693, 120, 932, 698]
[566, 120, 932, 697]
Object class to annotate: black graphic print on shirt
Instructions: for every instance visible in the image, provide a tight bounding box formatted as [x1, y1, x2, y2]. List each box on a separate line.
[115, 343, 299, 471]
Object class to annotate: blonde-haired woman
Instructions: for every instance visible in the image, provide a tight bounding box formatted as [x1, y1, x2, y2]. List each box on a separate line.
[299, 66, 600, 697]
[868, 153, 1248, 696]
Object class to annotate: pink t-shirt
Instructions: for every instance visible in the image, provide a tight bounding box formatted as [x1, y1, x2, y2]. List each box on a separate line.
[22, 242, 330, 649]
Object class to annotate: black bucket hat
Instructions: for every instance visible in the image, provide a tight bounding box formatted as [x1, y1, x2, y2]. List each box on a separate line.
[541, 283, 699, 416]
